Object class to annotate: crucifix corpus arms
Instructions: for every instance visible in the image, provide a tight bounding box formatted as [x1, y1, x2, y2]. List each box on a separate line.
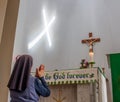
[81, 32, 101, 63]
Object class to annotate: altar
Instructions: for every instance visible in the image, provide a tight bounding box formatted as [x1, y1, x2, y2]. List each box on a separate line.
[39, 67, 108, 102]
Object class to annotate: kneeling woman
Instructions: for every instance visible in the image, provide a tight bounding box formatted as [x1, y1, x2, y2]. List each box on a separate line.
[7, 55, 50, 102]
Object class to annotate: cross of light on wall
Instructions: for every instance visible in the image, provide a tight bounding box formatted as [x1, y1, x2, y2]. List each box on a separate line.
[28, 9, 55, 49]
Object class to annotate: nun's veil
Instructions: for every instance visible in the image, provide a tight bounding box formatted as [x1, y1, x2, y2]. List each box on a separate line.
[7, 55, 33, 91]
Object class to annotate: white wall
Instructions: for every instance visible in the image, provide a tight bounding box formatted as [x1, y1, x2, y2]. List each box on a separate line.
[13, 0, 120, 72]
[105, 0, 120, 52]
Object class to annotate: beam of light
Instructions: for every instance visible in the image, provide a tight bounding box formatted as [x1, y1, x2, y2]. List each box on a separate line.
[28, 9, 55, 49]
[43, 9, 52, 47]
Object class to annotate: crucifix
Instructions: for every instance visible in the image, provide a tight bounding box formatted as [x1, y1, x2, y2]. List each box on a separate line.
[81, 32, 100, 63]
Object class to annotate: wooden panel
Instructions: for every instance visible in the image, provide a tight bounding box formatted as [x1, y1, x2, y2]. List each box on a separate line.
[40, 84, 77, 102]
[77, 84, 91, 102]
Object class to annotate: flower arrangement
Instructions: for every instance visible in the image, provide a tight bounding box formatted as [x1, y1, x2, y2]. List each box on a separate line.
[80, 59, 89, 69]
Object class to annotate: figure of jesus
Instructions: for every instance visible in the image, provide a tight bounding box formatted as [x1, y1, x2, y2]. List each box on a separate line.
[81, 32, 100, 62]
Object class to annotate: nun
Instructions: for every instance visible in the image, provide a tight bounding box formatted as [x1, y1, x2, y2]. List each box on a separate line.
[7, 55, 50, 102]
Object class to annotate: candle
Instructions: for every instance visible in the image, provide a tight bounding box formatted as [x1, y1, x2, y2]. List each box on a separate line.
[89, 50, 94, 62]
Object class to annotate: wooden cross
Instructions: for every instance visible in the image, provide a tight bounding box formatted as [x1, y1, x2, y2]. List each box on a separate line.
[81, 32, 100, 46]
[81, 32, 100, 62]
